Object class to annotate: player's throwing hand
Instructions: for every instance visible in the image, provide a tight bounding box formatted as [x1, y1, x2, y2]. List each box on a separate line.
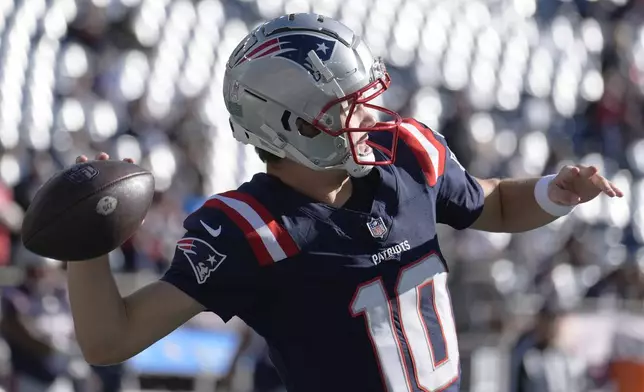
[548, 165, 624, 206]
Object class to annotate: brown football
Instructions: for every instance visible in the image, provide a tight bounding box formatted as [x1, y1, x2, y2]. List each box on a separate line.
[21, 160, 155, 261]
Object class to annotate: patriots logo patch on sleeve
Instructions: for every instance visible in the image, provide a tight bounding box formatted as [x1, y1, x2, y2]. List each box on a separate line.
[177, 238, 227, 284]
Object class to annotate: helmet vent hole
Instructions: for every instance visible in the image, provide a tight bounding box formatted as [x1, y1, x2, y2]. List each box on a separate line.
[296, 118, 321, 139]
[244, 89, 267, 102]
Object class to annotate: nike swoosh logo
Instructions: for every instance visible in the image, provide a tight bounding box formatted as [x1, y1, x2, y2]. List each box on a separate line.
[200, 220, 222, 238]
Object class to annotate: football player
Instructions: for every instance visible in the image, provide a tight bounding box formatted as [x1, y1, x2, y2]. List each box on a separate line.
[67, 13, 622, 392]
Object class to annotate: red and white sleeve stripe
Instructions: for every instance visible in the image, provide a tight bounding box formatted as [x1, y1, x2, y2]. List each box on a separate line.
[398, 120, 446, 187]
[204, 191, 299, 266]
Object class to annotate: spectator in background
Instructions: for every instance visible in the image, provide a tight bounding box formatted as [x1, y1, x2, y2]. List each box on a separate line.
[0, 248, 87, 392]
[0, 181, 24, 267]
[509, 304, 586, 392]
[89, 363, 124, 392]
[586, 256, 644, 300]
[214, 322, 285, 392]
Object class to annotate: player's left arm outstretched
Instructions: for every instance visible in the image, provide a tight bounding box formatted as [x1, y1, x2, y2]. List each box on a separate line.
[408, 121, 624, 233]
[471, 165, 623, 232]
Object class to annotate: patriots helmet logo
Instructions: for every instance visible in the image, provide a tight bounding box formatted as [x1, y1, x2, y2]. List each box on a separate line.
[176, 237, 227, 284]
[234, 34, 336, 81]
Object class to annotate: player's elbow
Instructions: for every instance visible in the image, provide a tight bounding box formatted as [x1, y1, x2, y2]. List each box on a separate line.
[83, 350, 129, 367]
[80, 341, 132, 366]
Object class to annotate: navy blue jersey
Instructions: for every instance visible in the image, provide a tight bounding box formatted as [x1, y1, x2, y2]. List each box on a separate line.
[162, 119, 484, 392]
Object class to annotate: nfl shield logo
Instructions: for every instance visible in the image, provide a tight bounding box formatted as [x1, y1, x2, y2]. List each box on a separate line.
[366, 217, 388, 238]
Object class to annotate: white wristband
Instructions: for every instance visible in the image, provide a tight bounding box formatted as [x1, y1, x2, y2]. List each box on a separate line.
[534, 175, 575, 217]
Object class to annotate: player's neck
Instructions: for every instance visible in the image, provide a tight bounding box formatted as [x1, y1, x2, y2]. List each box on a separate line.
[267, 162, 352, 207]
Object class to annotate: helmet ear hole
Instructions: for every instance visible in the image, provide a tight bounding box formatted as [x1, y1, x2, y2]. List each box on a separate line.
[296, 118, 321, 138]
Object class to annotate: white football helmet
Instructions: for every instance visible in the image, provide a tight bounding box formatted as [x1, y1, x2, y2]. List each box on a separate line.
[223, 13, 402, 177]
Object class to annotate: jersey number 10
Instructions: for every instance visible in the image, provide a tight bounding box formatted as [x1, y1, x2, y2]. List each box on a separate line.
[350, 254, 459, 391]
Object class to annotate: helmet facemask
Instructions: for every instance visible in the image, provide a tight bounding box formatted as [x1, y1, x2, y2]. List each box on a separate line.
[311, 57, 402, 170]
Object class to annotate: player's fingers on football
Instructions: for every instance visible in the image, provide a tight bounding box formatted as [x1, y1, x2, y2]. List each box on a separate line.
[123, 158, 135, 163]
[75, 155, 88, 164]
[95, 152, 110, 160]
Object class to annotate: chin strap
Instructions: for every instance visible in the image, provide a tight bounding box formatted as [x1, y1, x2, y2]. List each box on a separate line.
[343, 154, 374, 177]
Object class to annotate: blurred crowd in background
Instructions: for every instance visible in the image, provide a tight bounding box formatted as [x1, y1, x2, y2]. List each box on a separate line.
[1, 0, 644, 390]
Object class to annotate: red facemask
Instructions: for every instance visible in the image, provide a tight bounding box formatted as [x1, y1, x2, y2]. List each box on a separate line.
[311, 72, 402, 166]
